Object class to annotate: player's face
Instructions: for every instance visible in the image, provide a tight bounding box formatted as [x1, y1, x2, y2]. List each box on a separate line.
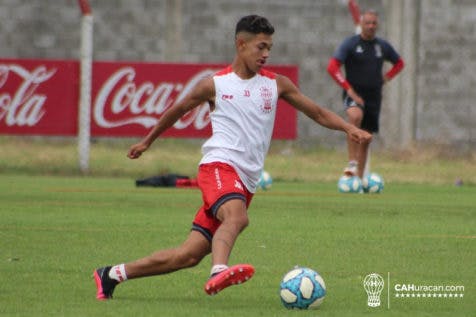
[241, 33, 273, 73]
[360, 13, 378, 40]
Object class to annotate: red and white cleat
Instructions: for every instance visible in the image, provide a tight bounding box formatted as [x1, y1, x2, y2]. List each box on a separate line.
[204, 264, 255, 295]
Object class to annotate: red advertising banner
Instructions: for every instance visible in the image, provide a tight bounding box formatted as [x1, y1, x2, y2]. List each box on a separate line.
[0, 59, 79, 135]
[0, 58, 298, 139]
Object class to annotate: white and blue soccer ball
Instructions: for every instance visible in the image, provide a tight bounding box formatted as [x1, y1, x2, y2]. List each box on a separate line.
[337, 175, 362, 193]
[362, 173, 384, 193]
[258, 170, 273, 190]
[279, 267, 326, 310]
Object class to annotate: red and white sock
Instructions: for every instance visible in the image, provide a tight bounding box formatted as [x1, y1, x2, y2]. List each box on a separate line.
[109, 264, 128, 282]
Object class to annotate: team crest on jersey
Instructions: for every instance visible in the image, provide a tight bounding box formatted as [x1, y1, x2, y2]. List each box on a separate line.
[259, 86, 273, 113]
[374, 44, 382, 57]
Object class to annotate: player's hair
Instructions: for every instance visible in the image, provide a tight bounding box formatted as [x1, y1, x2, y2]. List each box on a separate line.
[235, 15, 274, 36]
[360, 9, 379, 21]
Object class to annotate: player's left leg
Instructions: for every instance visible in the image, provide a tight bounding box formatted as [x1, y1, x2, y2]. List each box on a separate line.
[204, 263, 255, 295]
[344, 105, 364, 176]
[211, 198, 249, 265]
[195, 162, 255, 295]
[204, 198, 255, 295]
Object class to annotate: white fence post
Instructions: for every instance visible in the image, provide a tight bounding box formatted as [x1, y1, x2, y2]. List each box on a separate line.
[77, 0, 93, 173]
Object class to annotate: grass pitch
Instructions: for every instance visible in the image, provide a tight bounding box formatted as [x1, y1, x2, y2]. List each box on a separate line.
[0, 174, 474, 316]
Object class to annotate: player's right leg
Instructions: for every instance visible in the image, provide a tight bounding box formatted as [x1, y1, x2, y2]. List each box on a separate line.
[93, 266, 118, 300]
[94, 231, 211, 300]
[356, 139, 370, 178]
[124, 231, 211, 278]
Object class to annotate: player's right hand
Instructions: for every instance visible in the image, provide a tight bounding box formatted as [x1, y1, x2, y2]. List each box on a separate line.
[127, 142, 149, 159]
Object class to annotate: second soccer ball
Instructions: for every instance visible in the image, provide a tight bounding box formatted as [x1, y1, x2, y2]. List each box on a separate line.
[362, 172, 384, 193]
[258, 170, 273, 190]
[337, 175, 362, 193]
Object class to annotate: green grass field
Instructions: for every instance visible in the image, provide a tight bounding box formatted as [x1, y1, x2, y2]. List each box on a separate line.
[1, 136, 475, 185]
[1, 173, 474, 316]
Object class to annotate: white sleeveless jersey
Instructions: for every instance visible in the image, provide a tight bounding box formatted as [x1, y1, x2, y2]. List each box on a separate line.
[200, 66, 278, 193]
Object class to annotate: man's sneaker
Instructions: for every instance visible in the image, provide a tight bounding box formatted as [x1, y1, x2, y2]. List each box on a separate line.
[94, 266, 118, 300]
[343, 161, 358, 176]
[204, 264, 255, 295]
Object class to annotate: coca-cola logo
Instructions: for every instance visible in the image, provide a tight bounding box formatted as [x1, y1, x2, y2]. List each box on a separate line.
[94, 67, 215, 129]
[0, 64, 56, 126]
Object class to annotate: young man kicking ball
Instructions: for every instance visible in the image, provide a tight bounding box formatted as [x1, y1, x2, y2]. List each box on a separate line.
[94, 14, 371, 300]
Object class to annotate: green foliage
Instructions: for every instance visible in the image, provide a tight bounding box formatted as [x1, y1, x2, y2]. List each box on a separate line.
[0, 175, 474, 316]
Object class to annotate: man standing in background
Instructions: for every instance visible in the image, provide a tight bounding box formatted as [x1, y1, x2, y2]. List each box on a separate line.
[327, 9, 404, 178]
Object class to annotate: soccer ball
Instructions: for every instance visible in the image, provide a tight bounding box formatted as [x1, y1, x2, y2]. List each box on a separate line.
[258, 170, 273, 190]
[362, 173, 384, 193]
[279, 267, 326, 309]
[337, 175, 362, 193]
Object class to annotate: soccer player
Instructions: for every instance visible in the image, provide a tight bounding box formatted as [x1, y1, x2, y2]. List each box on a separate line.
[94, 14, 371, 300]
[327, 9, 404, 178]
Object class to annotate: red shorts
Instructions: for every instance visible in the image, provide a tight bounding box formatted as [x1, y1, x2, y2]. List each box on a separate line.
[191, 162, 253, 242]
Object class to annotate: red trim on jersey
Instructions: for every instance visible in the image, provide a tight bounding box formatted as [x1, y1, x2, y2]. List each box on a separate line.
[259, 68, 276, 79]
[384, 58, 404, 81]
[215, 65, 233, 76]
[327, 58, 351, 90]
[214, 65, 276, 79]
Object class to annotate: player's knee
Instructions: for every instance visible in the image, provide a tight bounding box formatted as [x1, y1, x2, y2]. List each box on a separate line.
[177, 250, 205, 268]
[242, 214, 250, 228]
[233, 213, 249, 232]
[347, 110, 363, 125]
[217, 201, 249, 231]
[348, 115, 362, 126]
[183, 255, 202, 268]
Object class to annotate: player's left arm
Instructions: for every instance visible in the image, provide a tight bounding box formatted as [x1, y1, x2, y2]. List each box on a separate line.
[277, 75, 371, 144]
[382, 40, 405, 83]
[383, 58, 404, 83]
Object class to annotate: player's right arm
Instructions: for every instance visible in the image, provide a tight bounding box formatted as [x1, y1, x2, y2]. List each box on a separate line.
[127, 76, 215, 159]
[327, 37, 364, 106]
[327, 58, 364, 106]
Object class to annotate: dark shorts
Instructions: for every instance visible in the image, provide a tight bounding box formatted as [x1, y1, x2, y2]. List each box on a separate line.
[343, 88, 382, 133]
[191, 162, 253, 242]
